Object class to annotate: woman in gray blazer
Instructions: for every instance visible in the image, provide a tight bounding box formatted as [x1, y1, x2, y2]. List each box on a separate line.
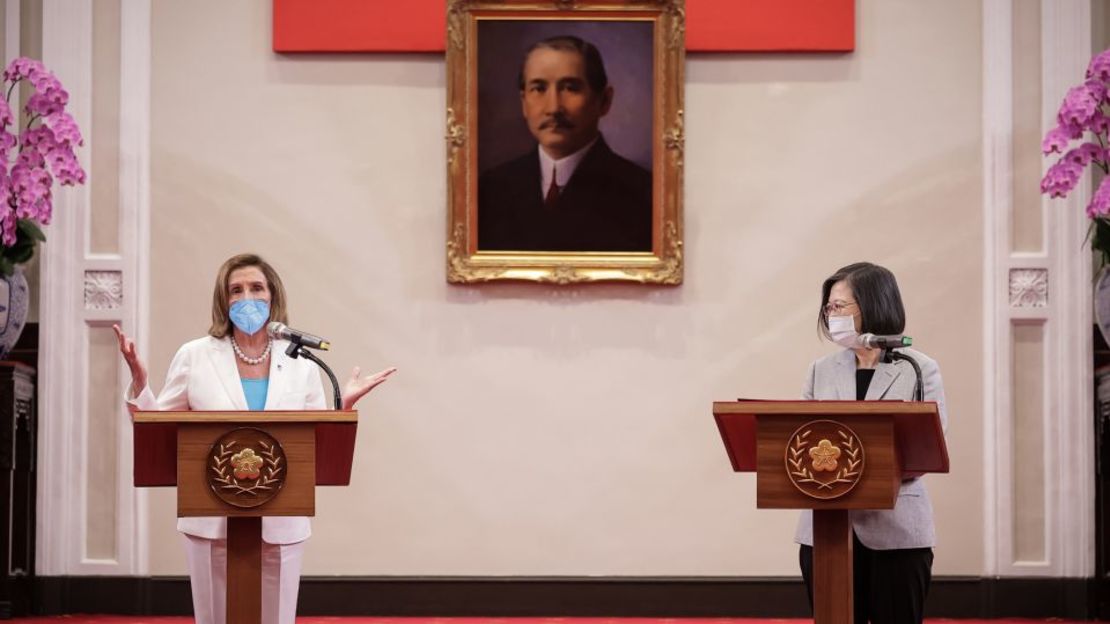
[796, 262, 947, 624]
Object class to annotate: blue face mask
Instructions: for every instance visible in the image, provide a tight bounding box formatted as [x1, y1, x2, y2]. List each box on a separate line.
[229, 299, 270, 336]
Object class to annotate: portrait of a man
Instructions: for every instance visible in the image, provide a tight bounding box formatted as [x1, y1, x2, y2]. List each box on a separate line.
[477, 29, 654, 253]
[447, 4, 682, 284]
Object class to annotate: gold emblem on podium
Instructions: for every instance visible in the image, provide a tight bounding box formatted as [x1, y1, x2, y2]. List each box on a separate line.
[231, 448, 263, 480]
[785, 420, 864, 500]
[207, 428, 287, 508]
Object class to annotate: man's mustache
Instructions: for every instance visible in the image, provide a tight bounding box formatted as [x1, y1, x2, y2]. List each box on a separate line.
[539, 115, 575, 130]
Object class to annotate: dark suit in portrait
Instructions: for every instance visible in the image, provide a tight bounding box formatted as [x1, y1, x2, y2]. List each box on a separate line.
[478, 136, 652, 252]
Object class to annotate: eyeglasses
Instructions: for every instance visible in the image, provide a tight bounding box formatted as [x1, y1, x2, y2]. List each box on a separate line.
[823, 300, 858, 315]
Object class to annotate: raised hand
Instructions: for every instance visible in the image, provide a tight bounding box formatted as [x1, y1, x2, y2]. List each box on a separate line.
[112, 323, 148, 398]
[341, 366, 397, 411]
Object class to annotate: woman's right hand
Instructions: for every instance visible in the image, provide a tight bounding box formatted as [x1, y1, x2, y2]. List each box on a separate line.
[112, 323, 147, 398]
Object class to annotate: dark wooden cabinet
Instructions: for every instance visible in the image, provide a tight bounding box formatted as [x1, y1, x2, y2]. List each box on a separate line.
[0, 361, 34, 619]
[1094, 326, 1110, 619]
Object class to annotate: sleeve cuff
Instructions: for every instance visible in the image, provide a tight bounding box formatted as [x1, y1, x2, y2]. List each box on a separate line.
[126, 385, 158, 413]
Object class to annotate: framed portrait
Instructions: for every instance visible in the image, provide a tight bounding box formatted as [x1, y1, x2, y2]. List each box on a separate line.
[446, 0, 685, 284]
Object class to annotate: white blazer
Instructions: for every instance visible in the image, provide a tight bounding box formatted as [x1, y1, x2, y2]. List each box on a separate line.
[794, 347, 948, 550]
[128, 335, 327, 544]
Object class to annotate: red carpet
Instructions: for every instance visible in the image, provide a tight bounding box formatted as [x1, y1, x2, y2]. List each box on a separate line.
[2, 612, 1092, 617]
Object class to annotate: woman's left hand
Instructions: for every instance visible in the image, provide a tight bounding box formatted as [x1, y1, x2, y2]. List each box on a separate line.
[341, 366, 398, 411]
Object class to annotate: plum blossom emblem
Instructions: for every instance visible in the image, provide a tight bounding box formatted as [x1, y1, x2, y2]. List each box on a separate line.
[207, 428, 287, 508]
[809, 439, 841, 472]
[231, 448, 263, 480]
[786, 420, 865, 500]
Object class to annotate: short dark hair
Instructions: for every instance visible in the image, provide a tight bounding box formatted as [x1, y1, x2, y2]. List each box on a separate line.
[817, 262, 906, 340]
[518, 35, 609, 94]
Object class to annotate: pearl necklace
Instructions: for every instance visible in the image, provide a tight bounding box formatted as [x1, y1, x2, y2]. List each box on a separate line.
[230, 336, 272, 366]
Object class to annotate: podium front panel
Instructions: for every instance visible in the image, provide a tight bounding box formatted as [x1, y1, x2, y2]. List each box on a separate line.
[756, 415, 900, 510]
[133, 422, 177, 487]
[177, 423, 315, 517]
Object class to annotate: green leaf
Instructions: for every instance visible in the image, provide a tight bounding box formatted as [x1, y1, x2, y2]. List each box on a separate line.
[0, 256, 15, 277]
[17, 219, 45, 242]
[7, 238, 33, 256]
[8, 245, 33, 264]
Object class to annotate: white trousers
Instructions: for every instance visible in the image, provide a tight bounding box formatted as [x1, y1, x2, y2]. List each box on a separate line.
[182, 533, 305, 624]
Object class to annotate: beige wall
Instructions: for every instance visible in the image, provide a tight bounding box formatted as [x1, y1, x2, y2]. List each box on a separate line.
[147, 0, 983, 576]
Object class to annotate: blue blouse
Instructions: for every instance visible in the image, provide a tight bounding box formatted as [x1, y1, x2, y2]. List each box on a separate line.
[241, 378, 269, 411]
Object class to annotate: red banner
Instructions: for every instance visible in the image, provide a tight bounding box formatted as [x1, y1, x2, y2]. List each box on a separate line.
[273, 0, 854, 53]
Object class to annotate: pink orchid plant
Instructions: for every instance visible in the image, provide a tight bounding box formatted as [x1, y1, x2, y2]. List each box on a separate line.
[0, 57, 85, 276]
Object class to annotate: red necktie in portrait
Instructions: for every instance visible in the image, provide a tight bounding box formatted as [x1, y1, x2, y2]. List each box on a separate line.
[545, 166, 560, 208]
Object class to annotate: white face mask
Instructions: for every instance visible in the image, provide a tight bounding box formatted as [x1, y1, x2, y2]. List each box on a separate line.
[826, 315, 859, 348]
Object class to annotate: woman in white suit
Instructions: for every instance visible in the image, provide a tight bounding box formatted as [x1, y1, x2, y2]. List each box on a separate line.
[113, 253, 396, 624]
[797, 262, 947, 624]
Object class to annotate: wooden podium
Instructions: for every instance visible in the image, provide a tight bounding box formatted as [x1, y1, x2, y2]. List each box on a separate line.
[712, 400, 948, 624]
[132, 410, 358, 624]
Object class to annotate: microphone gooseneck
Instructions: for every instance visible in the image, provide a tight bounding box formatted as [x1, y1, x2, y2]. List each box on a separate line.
[285, 341, 342, 410]
[881, 346, 924, 402]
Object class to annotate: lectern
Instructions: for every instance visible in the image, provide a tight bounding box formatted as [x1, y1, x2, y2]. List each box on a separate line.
[712, 400, 948, 624]
[132, 410, 358, 624]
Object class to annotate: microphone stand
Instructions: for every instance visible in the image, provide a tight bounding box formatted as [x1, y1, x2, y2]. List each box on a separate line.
[285, 342, 342, 410]
[882, 348, 924, 402]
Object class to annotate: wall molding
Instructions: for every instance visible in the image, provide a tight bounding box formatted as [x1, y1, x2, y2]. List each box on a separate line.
[981, 0, 1096, 578]
[36, 0, 92, 578]
[36, 0, 151, 576]
[29, 575, 1096, 619]
[981, 0, 1011, 578]
[1041, 0, 1097, 580]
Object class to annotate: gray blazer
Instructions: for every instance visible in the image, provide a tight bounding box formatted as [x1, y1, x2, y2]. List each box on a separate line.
[794, 347, 948, 550]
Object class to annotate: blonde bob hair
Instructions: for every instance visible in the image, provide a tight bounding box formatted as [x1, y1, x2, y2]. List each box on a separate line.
[208, 253, 289, 338]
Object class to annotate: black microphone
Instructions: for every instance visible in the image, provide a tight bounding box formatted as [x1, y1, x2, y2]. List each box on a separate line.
[858, 333, 913, 349]
[267, 321, 331, 351]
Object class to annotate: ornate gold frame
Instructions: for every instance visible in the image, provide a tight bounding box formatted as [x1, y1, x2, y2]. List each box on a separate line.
[445, 0, 685, 284]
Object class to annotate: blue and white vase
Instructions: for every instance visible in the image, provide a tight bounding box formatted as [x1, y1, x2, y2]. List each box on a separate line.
[0, 266, 29, 357]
